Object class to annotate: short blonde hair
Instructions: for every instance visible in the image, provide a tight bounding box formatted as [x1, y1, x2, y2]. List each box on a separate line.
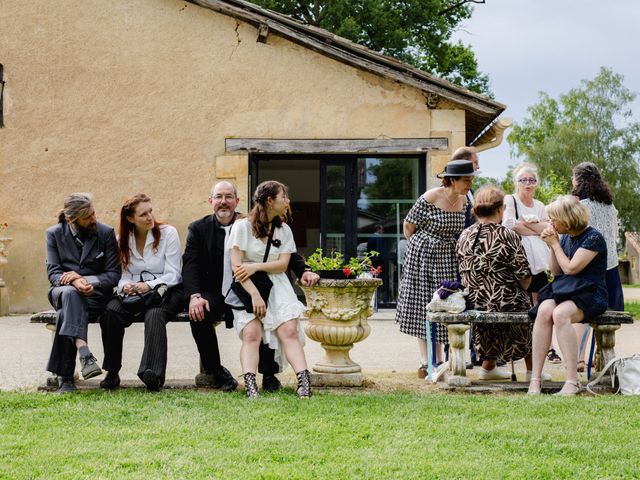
[546, 195, 590, 231]
[513, 163, 538, 188]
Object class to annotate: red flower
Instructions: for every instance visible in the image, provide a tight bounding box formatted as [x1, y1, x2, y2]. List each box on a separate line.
[342, 266, 351, 277]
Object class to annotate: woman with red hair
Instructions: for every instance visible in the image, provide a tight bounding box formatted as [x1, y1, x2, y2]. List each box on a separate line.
[100, 193, 183, 392]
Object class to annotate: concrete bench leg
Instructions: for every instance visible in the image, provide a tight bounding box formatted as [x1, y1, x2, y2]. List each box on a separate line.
[592, 323, 620, 374]
[446, 323, 471, 387]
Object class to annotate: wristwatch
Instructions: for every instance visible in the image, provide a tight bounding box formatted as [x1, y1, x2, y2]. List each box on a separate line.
[190, 293, 202, 300]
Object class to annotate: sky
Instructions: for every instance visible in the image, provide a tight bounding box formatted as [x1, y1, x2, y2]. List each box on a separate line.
[453, 0, 640, 179]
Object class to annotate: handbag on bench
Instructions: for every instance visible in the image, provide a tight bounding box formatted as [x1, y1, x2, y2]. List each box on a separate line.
[118, 270, 168, 317]
[225, 220, 276, 314]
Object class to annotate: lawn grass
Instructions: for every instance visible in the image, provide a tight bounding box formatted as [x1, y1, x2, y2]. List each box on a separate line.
[622, 284, 640, 288]
[624, 301, 640, 320]
[2, 390, 640, 479]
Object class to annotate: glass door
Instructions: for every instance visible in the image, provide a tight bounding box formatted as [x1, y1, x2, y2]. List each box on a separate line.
[320, 160, 356, 259]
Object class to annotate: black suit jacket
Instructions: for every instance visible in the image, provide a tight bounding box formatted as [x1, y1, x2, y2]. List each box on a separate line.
[182, 213, 307, 320]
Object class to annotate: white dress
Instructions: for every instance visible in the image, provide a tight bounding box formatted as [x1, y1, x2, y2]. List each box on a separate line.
[502, 195, 550, 275]
[227, 218, 306, 371]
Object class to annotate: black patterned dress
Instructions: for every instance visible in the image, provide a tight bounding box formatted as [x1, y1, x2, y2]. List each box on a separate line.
[457, 223, 532, 361]
[395, 196, 465, 343]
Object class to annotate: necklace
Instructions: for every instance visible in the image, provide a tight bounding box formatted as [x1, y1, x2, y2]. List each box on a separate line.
[443, 188, 460, 209]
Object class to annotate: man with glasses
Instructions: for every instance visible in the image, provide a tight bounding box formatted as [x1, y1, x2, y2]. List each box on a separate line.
[45, 193, 121, 393]
[183, 181, 319, 393]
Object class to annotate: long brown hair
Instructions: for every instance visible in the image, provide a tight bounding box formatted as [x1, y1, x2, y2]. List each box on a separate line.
[248, 180, 290, 238]
[117, 193, 164, 268]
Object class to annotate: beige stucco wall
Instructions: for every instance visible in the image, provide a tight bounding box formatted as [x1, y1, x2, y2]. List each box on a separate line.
[0, 0, 469, 312]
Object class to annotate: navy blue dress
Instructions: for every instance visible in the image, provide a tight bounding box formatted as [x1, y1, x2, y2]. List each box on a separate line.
[532, 226, 608, 322]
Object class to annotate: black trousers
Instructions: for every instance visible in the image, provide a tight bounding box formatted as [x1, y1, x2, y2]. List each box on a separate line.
[101, 286, 183, 385]
[190, 292, 279, 376]
[46, 287, 108, 377]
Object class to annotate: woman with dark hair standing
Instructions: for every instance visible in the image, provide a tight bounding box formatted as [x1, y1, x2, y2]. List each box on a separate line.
[227, 180, 310, 398]
[396, 159, 477, 377]
[571, 162, 623, 371]
[100, 194, 183, 392]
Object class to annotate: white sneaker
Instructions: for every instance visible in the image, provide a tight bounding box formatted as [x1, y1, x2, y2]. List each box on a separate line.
[478, 366, 511, 381]
[525, 371, 552, 382]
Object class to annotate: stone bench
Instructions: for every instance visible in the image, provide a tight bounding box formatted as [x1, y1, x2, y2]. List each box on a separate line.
[30, 310, 210, 388]
[30, 310, 190, 326]
[427, 310, 634, 387]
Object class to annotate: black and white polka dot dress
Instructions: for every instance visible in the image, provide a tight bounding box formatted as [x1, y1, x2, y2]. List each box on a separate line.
[395, 196, 465, 343]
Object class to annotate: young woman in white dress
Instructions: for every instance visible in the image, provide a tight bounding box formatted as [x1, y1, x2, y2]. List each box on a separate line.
[228, 180, 311, 398]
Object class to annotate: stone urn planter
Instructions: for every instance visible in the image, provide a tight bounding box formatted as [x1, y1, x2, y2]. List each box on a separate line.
[299, 277, 382, 386]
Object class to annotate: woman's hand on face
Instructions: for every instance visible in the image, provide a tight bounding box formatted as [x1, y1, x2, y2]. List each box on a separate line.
[134, 282, 151, 294]
[540, 227, 559, 246]
[251, 292, 266, 319]
[234, 263, 257, 282]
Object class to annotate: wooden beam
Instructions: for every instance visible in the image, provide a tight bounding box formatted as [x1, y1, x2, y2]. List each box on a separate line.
[225, 138, 448, 154]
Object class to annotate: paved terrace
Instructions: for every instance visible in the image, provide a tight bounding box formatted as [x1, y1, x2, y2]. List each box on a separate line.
[1, 305, 638, 392]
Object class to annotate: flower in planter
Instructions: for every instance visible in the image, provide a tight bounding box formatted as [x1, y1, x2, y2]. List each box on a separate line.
[306, 248, 380, 278]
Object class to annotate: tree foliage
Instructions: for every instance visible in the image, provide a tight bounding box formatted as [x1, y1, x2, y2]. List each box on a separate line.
[251, 0, 491, 95]
[508, 67, 640, 232]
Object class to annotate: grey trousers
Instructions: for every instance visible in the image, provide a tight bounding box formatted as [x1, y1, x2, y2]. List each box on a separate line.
[100, 287, 184, 385]
[46, 286, 109, 377]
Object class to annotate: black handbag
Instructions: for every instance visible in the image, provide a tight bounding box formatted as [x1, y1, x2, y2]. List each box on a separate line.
[119, 271, 168, 317]
[550, 274, 596, 298]
[227, 222, 276, 314]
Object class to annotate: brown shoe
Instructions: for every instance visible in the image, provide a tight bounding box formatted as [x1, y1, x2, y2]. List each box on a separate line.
[417, 364, 428, 379]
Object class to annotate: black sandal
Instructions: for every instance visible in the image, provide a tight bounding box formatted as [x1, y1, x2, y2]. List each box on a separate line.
[243, 372, 259, 399]
[296, 369, 312, 398]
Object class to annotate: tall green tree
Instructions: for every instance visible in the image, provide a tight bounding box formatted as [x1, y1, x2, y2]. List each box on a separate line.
[252, 0, 491, 95]
[508, 67, 640, 232]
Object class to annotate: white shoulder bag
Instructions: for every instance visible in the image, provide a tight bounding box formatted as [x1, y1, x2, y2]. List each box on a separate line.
[586, 354, 640, 395]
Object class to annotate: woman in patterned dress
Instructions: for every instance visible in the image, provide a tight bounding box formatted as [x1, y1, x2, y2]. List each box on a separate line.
[396, 159, 477, 377]
[571, 162, 623, 371]
[457, 186, 540, 381]
[528, 196, 608, 396]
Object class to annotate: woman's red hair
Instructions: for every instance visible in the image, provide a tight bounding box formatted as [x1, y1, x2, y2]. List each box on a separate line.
[117, 193, 165, 269]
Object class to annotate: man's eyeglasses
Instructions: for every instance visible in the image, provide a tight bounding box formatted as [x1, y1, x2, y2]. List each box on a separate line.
[518, 177, 537, 185]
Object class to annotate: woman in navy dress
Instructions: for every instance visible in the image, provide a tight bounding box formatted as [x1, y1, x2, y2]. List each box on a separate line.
[528, 196, 607, 396]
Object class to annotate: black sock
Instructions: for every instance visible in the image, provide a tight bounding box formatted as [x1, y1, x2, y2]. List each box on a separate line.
[78, 345, 91, 359]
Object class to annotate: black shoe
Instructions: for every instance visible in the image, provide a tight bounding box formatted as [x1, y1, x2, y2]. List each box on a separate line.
[466, 362, 474, 370]
[213, 366, 238, 392]
[262, 374, 282, 393]
[55, 376, 77, 394]
[100, 372, 121, 390]
[142, 369, 161, 392]
[79, 354, 102, 380]
[547, 348, 562, 364]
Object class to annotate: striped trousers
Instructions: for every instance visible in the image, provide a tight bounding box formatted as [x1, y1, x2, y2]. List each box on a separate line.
[101, 287, 184, 385]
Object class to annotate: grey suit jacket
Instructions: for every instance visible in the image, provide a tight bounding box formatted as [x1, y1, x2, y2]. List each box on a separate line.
[45, 221, 121, 305]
